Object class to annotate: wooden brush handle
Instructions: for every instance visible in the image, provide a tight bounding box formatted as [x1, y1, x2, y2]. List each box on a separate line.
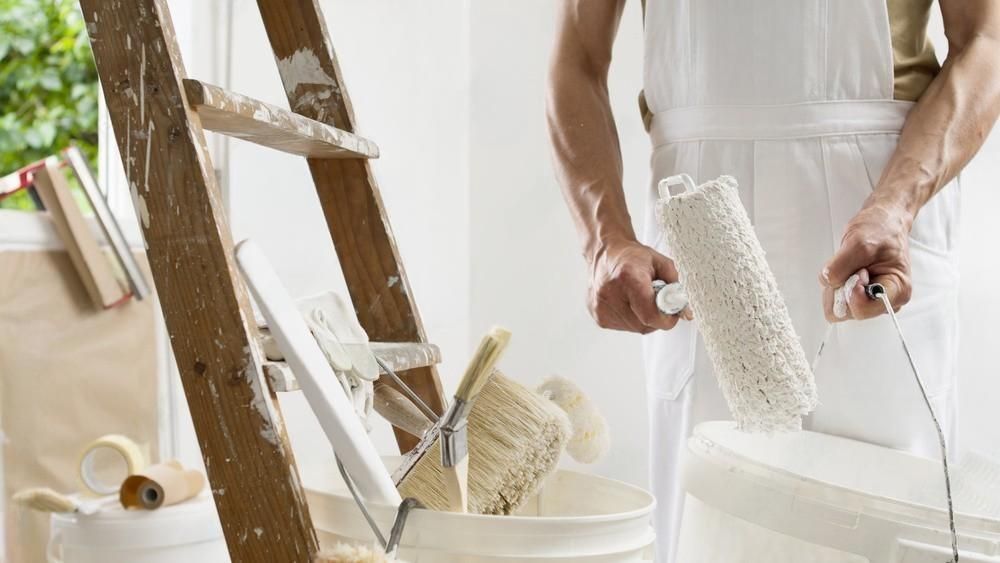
[374, 384, 434, 438]
[454, 326, 511, 402]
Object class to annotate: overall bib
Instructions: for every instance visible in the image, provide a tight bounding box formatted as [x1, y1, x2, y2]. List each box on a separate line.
[639, 2, 961, 562]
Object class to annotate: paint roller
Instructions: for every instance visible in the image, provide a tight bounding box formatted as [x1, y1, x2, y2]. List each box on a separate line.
[654, 174, 818, 432]
[657, 175, 959, 559]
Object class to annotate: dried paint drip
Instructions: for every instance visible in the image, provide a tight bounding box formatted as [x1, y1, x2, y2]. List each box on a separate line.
[656, 175, 817, 432]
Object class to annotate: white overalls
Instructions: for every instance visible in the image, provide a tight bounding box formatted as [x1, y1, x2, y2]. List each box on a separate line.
[638, 2, 961, 562]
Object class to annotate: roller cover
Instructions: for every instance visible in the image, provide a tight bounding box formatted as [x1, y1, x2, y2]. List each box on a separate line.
[656, 175, 817, 432]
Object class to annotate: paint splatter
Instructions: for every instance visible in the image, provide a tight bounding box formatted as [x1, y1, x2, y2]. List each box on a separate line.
[276, 48, 339, 95]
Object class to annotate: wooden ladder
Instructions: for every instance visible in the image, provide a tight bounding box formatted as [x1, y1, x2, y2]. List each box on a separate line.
[79, 1, 447, 560]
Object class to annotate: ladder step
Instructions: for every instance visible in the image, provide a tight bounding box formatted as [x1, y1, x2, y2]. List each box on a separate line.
[183, 79, 379, 159]
[369, 342, 443, 372]
[263, 342, 442, 392]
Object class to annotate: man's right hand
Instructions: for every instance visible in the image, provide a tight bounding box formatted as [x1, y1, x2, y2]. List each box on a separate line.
[548, 0, 679, 334]
[588, 239, 683, 334]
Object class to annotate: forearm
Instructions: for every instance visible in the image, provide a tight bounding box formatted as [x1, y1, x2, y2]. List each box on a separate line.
[547, 66, 634, 261]
[546, 0, 631, 263]
[874, 25, 1000, 221]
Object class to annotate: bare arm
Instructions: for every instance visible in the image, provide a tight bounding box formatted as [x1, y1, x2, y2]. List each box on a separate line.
[823, 0, 1000, 320]
[547, 0, 680, 333]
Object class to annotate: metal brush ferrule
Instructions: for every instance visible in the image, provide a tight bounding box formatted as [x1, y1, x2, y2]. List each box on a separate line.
[439, 399, 472, 467]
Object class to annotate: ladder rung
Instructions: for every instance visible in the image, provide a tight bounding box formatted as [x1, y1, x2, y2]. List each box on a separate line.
[369, 342, 443, 372]
[183, 79, 379, 159]
[263, 342, 442, 393]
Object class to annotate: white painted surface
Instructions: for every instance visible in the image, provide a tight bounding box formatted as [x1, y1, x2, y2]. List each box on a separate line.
[145, 1, 998, 485]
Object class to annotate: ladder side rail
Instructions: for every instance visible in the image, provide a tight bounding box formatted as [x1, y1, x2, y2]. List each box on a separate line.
[79, 1, 318, 560]
[255, 0, 448, 451]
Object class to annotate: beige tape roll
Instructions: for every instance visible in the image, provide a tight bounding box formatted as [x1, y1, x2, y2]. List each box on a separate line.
[78, 434, 146, 495]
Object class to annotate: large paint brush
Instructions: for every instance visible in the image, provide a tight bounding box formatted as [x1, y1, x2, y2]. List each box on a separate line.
[394, 334, 571, 515]
[439, 327, 511, 512]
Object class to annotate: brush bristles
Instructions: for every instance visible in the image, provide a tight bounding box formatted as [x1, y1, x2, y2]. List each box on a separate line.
[398, 371, 570, 515]
[12, 488, 78, 513]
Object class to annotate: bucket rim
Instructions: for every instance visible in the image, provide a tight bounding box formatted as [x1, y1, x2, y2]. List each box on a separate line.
[688, 421, 1000, 534]
[304, 465, 656, 524]
[411, 468, 654, 524]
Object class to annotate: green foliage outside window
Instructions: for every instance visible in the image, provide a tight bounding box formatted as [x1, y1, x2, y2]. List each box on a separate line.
[0, 0, 99, 210]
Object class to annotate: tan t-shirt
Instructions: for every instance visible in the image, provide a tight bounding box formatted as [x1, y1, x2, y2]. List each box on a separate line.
[638, 0, 940, 128]
[888, 0, 940, 101]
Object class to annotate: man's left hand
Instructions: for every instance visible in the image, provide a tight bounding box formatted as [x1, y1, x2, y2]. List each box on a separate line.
[820, 199, 914, 322]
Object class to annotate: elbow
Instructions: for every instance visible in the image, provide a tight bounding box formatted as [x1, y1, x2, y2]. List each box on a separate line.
[945, 32, 1000, 101]
[946, 30, 1000, 67]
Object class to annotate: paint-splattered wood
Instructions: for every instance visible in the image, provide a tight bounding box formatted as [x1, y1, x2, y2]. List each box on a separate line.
[79, 1, 318, 561]
[263, 342, 442, 392]
[256, 0, 447, 451]
[183, 79, 379, 159]
[370, 342, 442, 374]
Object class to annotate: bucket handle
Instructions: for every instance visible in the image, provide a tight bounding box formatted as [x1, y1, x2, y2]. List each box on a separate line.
[336, 455, 424, 556]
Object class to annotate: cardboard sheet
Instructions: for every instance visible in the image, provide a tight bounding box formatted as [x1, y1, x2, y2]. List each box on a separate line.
[0, 250, 160, 563]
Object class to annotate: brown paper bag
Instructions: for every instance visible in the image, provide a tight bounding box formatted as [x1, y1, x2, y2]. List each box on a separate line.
[0, 250, 160, 563]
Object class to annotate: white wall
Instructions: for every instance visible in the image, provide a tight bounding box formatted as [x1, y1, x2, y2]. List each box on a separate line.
[467, 1, 652, 486]
[162, 1, 999, 486]
[926, 12, 1000, 459]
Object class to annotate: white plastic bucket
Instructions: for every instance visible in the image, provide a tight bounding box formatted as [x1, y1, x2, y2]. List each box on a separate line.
[676, 421, 1000, 562]
[303, 458, 655, 562]
[48, 494, 229, 563]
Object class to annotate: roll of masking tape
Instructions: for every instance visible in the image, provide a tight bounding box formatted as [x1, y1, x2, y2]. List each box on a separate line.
[78, 435, 146, 495]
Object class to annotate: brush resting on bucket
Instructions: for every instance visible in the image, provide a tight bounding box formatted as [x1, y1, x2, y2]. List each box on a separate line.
[395, 371, 570, 515]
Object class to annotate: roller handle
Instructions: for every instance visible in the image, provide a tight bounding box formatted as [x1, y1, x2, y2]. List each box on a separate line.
[652, 280, 689, 316]
[865, 283, 886, 300]
[652, 173, 697, 317]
